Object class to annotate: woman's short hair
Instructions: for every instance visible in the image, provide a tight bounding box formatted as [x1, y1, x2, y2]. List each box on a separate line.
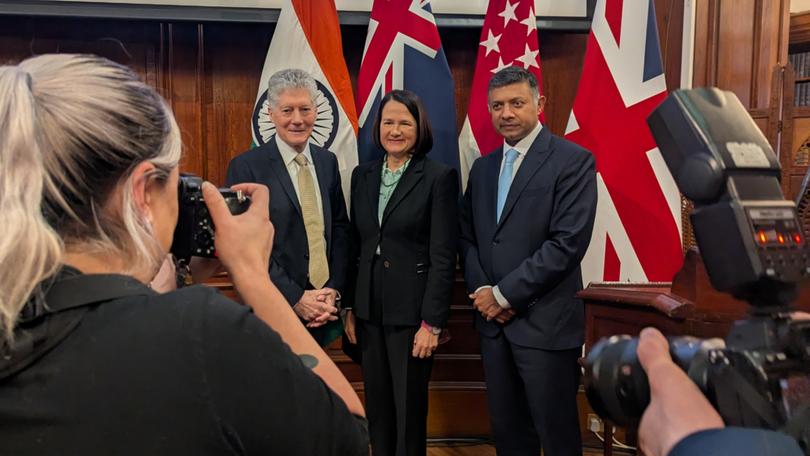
[372, 89, 433, 157]
[0, 54, 181, 339]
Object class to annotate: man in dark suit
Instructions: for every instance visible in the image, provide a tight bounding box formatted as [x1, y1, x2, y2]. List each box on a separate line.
[459, 66, 597, 456]
[227, 69, 349, 346]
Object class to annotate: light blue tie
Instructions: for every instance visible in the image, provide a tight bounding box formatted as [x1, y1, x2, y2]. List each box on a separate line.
[497, 148, 519, 223]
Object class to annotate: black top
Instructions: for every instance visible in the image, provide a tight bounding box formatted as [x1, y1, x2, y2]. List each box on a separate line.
[0, 268, 367, 455]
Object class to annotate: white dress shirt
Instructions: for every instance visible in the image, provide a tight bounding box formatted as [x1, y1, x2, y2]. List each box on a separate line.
[276, 136, 324, 217]
[478, 122, 544, 310]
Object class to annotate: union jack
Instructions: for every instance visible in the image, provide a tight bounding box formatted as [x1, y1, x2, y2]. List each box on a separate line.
[566, 0, 683, 283]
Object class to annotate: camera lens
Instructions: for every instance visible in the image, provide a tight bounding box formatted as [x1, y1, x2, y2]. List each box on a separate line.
[584, 335, 715, 426]
[584, 336, 649, 426]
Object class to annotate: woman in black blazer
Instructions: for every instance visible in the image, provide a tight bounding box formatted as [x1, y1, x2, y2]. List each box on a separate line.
[344, 90, 458, 456]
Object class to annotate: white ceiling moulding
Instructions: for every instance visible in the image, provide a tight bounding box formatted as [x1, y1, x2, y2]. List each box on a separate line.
[43, 0, 587, 16]
[2, 0, 593, 30]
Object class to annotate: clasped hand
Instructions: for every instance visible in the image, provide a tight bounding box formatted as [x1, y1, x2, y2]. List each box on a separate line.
[469, 287, 515, 324]
[294, 288, 339, 328]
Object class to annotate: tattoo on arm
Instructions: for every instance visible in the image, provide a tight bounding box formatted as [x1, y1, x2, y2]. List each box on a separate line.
[298, 354, 319, 369]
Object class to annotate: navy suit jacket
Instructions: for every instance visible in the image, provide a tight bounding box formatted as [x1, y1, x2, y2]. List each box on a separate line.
[226, 140, 350, 306]
[459, 127, 597, 350]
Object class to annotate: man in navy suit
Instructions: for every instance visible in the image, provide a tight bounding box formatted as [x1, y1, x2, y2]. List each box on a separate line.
[460, 66, 597, 456]
[226, 69, 349, 346]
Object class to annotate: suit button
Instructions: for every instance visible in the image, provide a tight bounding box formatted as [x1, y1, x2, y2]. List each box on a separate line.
[492, 240, 499, 245]
[383, 260, 391, 268]
[304, 253, 309, 259]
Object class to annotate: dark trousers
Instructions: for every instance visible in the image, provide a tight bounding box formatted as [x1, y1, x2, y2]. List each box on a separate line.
[480, 332, 582, 456]
[357, 257, 433, 456]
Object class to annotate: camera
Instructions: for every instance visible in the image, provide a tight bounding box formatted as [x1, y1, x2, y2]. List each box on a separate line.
[170, 174, 251, 261]
[583, 88, 810, 452]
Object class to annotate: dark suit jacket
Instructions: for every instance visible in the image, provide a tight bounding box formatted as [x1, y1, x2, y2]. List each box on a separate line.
[459, 127, 597, 350]
[669, 428, 802, 456]
[347, 155, 458, 328]
[226, 140, 350, 306]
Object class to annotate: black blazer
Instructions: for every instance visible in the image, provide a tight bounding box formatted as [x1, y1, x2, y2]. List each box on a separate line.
[347, 155, 458, 328]
[459, 127, 597, 350]
[226, 140, 350, 306]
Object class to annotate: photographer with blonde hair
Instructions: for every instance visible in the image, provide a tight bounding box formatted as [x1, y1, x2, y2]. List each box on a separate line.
[0, 54, 366, 455]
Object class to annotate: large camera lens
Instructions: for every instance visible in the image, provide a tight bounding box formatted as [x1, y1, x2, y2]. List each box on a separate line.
[584, 335, 720, 426]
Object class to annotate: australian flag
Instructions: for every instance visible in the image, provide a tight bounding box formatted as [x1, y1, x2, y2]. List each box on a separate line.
[355, 0, 459, 171]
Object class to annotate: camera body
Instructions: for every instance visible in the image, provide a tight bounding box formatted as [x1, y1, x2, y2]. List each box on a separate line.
[170, 174, 250, 261]
[583, 88, 810, 451]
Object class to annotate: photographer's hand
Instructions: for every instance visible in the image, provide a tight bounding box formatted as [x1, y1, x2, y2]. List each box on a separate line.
[202, 182, 274, 279]
[637, 327, 724, 456]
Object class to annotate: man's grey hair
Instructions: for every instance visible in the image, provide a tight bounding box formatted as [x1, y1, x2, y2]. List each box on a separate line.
[487, 66, 540, 102]
[267, 69, 318, 108]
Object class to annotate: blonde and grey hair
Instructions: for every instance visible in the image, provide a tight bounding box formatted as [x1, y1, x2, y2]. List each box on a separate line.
[0, 54, 181, 339]
[266, 68, 317, 108]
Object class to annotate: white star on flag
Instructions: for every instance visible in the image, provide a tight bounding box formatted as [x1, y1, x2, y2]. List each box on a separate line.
[498, 0, 518, 28]
[490, 56, 509, 74]
[479, 29, 502, 57]
[520, 7, 536, 37]
[515, 43, 539, 69]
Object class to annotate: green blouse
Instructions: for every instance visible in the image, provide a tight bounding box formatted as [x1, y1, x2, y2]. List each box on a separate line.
[378, 156, 411, 223]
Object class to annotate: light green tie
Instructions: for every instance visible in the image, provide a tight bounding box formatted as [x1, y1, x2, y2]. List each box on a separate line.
[294, 154, 329, 288]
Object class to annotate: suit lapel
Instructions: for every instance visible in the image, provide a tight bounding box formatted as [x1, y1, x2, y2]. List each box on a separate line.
[365, 158, 384, 227]
[486, 147, 503, 229]
[267, 141, 302, 216]
[496, 128, 553, 233]
[381, 155, 424, 228]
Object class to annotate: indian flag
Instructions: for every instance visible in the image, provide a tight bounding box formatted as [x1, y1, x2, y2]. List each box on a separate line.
[251, 0, 359, 199]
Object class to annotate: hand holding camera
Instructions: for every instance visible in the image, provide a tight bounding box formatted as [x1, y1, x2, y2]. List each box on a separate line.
[637, 327, 724, 456]
[585, 88, 810, 453]
[201, 181, 274, 280]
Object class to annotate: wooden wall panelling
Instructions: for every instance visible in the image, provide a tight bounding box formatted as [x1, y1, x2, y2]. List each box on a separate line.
[164, 22, 206, 179]
[694, 0, 790, 110]
[754, 0, 790, 108]
[717, 0, 756, 107]
[536, 32, 589, 136]
[656, 0, 685, 92]
[0, 16, 160, 87]
[202, 22, 275, 186]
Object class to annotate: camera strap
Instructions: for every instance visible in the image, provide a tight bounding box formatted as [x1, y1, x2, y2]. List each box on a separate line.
[713, 359, 783, 428]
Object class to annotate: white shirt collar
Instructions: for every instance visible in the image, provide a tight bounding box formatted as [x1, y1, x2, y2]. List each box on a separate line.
[503, 122, 543, 156]
[276, 135, 313, 167]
